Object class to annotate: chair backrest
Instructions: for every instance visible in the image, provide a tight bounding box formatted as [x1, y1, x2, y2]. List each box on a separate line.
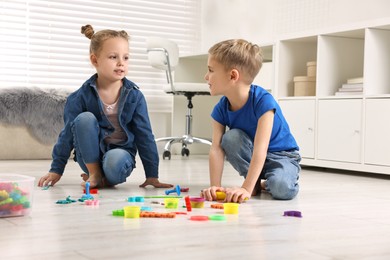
[146, 37, 179, 71]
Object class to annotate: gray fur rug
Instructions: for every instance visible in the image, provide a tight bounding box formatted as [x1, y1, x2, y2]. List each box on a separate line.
[0, 87, 72, 145]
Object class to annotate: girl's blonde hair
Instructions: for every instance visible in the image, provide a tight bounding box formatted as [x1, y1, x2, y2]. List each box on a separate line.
[81, 24, 129, 55]
[208, 39, 263, 84]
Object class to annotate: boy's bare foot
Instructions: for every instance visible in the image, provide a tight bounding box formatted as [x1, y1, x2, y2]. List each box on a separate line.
[252, 179, 266, 196]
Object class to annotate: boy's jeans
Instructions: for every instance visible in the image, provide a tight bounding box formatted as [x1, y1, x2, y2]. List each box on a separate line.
[71, 112, 134, 185]
[221, 129, 301, 200]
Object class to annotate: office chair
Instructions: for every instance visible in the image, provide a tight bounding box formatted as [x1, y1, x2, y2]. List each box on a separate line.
[146, 37, 212, 160]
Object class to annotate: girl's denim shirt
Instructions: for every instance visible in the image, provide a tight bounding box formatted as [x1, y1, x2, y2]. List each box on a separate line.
[49, 74, 159, 178]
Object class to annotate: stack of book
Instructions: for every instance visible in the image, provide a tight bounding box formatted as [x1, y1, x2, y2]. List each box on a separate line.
[335, 77, 363, 96]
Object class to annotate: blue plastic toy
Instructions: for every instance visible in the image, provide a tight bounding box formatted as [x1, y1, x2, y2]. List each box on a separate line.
[165, 185, 181, 196]
[80, 181, 94, 201]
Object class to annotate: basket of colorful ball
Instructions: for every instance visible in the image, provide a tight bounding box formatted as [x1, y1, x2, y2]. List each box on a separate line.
[0, 174, 35, 217]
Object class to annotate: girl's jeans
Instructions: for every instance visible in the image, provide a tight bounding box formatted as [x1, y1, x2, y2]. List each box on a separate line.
[71, 112, 134, 185]
[221, 129, 301, 200]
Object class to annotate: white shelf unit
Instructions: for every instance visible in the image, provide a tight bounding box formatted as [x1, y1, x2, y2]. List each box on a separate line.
[277, 22, 390, 175]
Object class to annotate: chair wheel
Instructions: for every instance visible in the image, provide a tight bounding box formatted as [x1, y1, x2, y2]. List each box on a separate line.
[181, 147, 190, 157]
[162, 151, 171, 160]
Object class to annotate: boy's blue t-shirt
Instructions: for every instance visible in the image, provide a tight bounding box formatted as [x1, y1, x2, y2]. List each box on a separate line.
[211, 85, 299, 152]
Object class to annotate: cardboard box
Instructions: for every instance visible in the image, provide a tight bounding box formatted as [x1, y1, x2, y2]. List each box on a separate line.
[294, 76, 316, 96]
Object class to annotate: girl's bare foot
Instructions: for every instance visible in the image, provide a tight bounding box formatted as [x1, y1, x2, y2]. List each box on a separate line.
[80, 173, 104, 188]
[87, 174, 104, 188]
[81, 173, 88, 182]
[80, 173, 112, 188]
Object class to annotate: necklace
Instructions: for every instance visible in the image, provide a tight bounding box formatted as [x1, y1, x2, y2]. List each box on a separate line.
[102, 99, 119, 113]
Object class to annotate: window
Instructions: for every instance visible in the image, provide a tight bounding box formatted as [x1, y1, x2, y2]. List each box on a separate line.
[0, 0, 201, 112]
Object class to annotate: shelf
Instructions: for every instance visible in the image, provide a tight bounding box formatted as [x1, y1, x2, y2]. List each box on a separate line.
[317, 34, 364, 97]
[364, 28, 390, 95]
[277, 36, 317, 98]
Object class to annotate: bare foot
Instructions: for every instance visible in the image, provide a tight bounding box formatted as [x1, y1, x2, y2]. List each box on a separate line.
[260, 180, 266, 191]
[80, 173, 88, 182]
[139, 178, 173, 188]
[80, 173, 113, 188]
[252, 179, 267, 196]
[81, 174, 104, 189]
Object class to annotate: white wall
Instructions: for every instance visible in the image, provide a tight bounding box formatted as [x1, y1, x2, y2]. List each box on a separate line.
[201, 0, 390, 50]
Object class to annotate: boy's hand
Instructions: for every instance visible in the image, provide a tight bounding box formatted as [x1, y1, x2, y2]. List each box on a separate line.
[201, 186, 225, 201]
[225, 187, 251, 203]
[38, 172, 62, 187]
[139, 177, 173, 188]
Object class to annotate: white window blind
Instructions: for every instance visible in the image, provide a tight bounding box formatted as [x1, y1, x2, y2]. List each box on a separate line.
[0, 0, 201, 112]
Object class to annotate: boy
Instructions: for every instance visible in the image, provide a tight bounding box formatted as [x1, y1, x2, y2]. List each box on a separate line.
[201, 39, 301, 203]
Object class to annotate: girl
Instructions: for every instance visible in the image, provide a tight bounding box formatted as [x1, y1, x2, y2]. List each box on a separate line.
[38, 25, 172, 189]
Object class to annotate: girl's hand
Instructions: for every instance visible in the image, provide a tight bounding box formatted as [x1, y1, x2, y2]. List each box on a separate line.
[225, 187, 251, 203]
[38, 172, 62, 187]
[200, 186, 225, 201]
[139, 178, 173, 188]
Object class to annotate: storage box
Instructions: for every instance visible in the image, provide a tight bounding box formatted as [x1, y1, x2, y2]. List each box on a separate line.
[294, 76, 316, 96]
[307, 61, 317, 77]
[0, 174, 35, 217]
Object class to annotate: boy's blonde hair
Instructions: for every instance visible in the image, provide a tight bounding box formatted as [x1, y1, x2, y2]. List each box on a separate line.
[81, 24, 129, 56]
[208, 39, 263, 84]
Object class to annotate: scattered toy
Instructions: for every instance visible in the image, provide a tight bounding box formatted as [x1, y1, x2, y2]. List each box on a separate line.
[283, 210, 302, 218]
[210, 203, 224, 209]
[165, 185, 181, 196]
[56, 196, 77, 204]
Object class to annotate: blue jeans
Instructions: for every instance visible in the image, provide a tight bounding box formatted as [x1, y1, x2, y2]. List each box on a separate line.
[221, 129, 301, 200]
[71, 112, 135, 185]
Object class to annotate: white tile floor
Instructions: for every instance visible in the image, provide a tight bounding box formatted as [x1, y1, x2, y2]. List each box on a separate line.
[1, 155, 390, 260]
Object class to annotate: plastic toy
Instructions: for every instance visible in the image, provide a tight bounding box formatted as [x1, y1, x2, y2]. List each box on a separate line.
[215, 191, 248, 202]
[127, 196, 145, 202]
[223, 203, 239, 214]
[140, 206, 152, 211]
[216, 191, 226, 200]
[283, 210, 302, 218]
[189, 215, 209, 221]
[190, 197, 205, 208]
[83, 188, 98, 194]
[180, 187, 189, 192]
[80, 181, 94, 201]
[112, 209, 125, 216]
[165, 185, 181, 196]
[209, 215, 227, 221]
[164, 198, 179, 209]
[210, 203, 224, 209]
[140, 212, 176, 218]
[124, 205, 141, 218]
[184, 196, 192, 212]
[143, 195, 182, 199]
[85, 200, 99, 206]
[0, 181, 31, 217]
[173, 212, 187, 215]
[112, 209, 176, 218]
[56, 196, 77, 204]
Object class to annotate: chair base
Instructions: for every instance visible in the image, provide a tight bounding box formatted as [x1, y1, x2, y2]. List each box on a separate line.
[155, 135, 211, 160]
